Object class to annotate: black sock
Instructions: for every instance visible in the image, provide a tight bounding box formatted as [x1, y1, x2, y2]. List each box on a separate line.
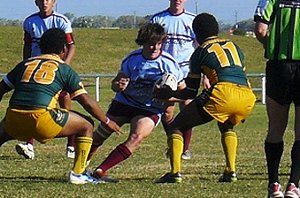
[265, 141, 284, 185]
[289, 140, 300, 187]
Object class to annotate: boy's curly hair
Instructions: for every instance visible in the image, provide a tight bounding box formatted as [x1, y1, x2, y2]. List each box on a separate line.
[135, 23, 167, 45]
[40, 28, 67, 54]
[192, 13, 219, 42]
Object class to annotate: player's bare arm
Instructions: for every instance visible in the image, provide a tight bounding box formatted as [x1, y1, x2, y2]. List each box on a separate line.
[74, 93, 123, 135]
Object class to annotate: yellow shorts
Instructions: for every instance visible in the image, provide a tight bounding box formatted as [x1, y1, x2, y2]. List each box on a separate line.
[5, 107, 69, 144]
[204, 82, 256, 125]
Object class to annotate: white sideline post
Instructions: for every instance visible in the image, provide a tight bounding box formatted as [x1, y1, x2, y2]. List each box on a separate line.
[262, 75, 266, 105]
[95, 76, 100, 102]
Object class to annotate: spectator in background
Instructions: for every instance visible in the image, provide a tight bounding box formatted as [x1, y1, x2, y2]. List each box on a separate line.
[16, 0, 76, 160]
[254, 0, 300, 197]
[150, 0, 198, 160]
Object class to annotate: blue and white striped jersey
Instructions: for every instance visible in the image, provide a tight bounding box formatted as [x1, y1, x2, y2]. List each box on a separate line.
[114, 48, 184, 114]
[150, 9, 196, 77]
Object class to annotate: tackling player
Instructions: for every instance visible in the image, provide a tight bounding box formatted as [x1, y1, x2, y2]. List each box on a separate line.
[16, 0, 76, 159]
[154, 13, 256, 183]
[0, 28, 121, 184]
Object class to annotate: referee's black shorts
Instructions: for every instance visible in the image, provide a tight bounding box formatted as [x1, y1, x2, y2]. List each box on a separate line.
[266, 60, 300, 105]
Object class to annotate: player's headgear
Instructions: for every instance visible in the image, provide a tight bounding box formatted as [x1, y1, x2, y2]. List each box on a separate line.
[192, 13, 219, 42]
[135, 23, 167, 45]
[40, 28, 67, 54]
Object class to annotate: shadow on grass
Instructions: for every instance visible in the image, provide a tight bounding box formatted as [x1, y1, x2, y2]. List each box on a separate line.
[0, 176, 66, 183]
[0, 155, 23, 160]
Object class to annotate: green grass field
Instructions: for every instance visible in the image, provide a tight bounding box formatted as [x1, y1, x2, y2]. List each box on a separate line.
[0, 102, 297, 198]
[0, 26, 292, 198]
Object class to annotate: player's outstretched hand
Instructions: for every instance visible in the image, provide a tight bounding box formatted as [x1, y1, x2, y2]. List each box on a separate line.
[106, 119, 123, 135]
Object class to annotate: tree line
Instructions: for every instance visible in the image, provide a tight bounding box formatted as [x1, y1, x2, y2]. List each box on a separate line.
[0, 13, 254, 33]
[0, 13, 150, 29]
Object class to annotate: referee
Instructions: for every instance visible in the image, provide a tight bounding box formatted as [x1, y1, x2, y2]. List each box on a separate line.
[255, 0, 300, 197]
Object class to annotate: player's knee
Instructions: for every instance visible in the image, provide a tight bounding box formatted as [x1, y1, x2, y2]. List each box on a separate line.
[80, 121, 94, 137]
[217, 121, 234, 133]
[125, 133, 144, 151]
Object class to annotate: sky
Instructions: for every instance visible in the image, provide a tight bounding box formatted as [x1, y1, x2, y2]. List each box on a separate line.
[0, 0, 258, 24]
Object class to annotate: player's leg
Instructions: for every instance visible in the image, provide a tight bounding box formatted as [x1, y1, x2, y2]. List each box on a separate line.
[86, 114, 127, 165]
[217, 84, 256, 183]
[284, 64, 300, 197]
[162, 102, 175, 135]
[162, 103, 175, 159]
[84, 114, 127, 183]
[55, 110, 96, 184]
[179, 99, 193, 160]
[58, 91, 76, 159]
[217, 120, 238, 182]
[0, 119, 15, 147]
[264, 97, 288, 197]
[86, 101, 129, 165]
[264, 60, 295, 197]
[93, 114, 158, 182]
[156, 100, 213, 183]
[284, 104, 300, 197]
[286, 105, 300, 196]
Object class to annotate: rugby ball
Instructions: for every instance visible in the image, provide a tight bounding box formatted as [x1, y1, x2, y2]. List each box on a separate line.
[155, 73, 178, 91]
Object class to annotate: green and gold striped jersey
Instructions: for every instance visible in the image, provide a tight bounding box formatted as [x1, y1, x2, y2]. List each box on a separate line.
[189, 36, 249, 87]
[3, 54, 87, 109]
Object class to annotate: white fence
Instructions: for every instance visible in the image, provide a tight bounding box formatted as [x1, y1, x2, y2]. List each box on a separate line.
[79, 73, 115, 102]
[0, 73, 267, 104]
[247, 73, 266, 104]
[76, 73, 268, 104]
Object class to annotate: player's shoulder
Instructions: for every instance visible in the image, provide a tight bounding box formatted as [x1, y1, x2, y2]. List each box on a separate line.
[51, 11, 71, 23]
[183, 10, 196, 17]
[127, 48, 142, 58]
[24, 12, 40, 22]
[122, 48, 143, 62]
[52, 11, 71, 23]
[150, 9, 169, 20]
[160, 51, 177, 64]
[200, 37, 228, 48]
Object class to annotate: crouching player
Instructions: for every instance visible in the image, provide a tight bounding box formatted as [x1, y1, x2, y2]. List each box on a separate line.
[154, 13, 256, 183]
[0, 28, 121, 184]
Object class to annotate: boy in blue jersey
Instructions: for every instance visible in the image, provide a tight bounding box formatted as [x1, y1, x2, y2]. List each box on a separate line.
[85, 23, 185, 182]
[16, 0, 77, 159]
[0, 28, 121, 184]
[154, 13, 256, 184]
[150, 0, 198, 160]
